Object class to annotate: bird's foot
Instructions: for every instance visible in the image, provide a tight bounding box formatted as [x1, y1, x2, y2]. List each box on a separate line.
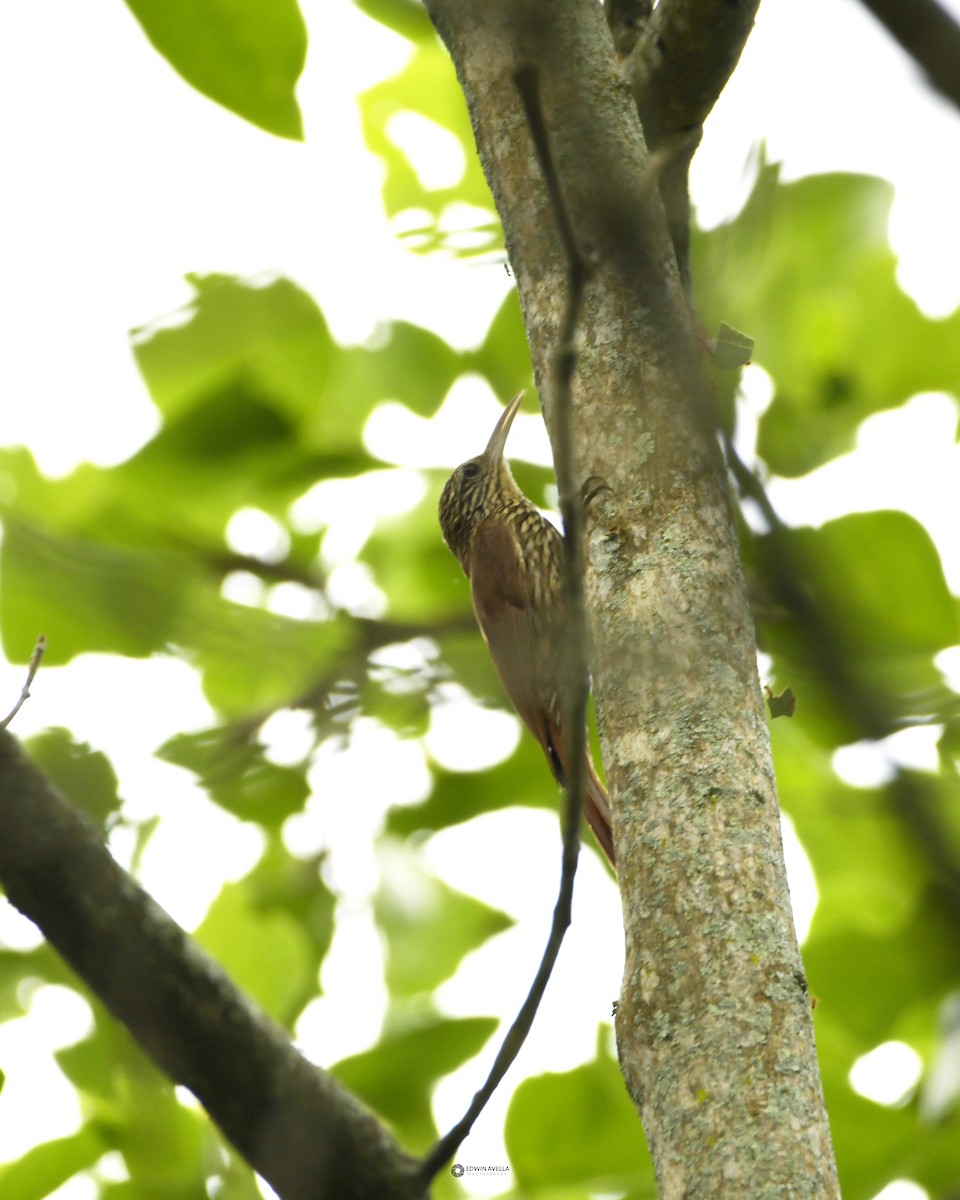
[581, 475, 614, 509]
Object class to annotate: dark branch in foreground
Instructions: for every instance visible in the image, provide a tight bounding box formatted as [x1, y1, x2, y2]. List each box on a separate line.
[419, 65, 594, 1186]
[725, 438, 960, 919]
[0, 732, 424, 1200]
[513, 64, 594, 807]
[857, 0, 960, 113]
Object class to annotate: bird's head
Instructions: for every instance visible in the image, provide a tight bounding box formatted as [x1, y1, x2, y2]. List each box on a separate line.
[438, 390, 525, 566]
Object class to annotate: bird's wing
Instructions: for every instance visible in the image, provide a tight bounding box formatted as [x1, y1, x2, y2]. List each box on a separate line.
[469, 516, 615, 866]
[467, 516, 548, 748]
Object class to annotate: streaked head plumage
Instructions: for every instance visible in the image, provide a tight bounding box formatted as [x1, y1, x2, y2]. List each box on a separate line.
[438, 391, 525, 564]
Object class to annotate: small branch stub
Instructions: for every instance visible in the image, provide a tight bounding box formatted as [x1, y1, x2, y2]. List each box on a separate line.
[0, 635, 46, 731]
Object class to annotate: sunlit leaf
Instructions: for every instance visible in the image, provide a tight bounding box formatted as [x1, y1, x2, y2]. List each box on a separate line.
[359, 40, 499, 254]
[132, 274, 334, 426]
[0, 517, 192, 664]
[181, 592, 346, 716]
[57, 1009, 213, 1193]
[331, 1015, 497, 1150]
[342, 321, 462, 418]
[756, 510, 959, 744]
[353, 0, 433, 42]
[693, 166, 960, 475]
[194, 878, 315, 1025]
[471, 291, 534, 402]
[159, 728, 310, 824]
[387, 736, 555, 841]
[123, 0, 307, 138]
[0, 1127, 106, 1200]
[24, 728, 122, 831]
[813, 1012, 960, 1200]
[506, 1038, 655, 1191]
[375, 842, 512, 996]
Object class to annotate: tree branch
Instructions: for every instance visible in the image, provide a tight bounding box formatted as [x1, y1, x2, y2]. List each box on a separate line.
[857, 0, 960, 113]
[622, 0, 761, 288]
[0, 731, 424, 1200]
[626, 0, 761, 136]
[0, 635, 45, 731]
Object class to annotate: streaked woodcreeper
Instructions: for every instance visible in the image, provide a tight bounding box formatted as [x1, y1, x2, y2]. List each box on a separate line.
[438, 391, 615, 865]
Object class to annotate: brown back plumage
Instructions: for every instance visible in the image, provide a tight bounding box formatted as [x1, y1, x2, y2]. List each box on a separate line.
[438, 392, 615, 866]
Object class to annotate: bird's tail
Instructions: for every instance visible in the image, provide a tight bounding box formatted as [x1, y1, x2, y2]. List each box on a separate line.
[584, 756, 615, 868]
[542, 719, 616, 868]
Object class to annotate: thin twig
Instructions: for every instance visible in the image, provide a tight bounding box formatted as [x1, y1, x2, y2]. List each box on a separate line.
[0, 635, 46, 731]
[514, 63, 594, 868]
[419, 66, 594, 1185]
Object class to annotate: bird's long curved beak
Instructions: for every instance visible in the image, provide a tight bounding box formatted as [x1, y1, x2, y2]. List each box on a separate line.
[482, 390, 525, 463]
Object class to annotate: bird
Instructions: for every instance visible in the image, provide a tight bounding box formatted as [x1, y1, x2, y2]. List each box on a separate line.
[438, 391, 615, 866]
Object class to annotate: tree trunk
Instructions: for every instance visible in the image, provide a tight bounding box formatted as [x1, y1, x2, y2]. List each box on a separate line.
[424, 1, 841, 1194]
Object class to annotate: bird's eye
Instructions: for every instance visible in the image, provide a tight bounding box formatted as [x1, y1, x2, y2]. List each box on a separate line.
[461, 461, 481, 480]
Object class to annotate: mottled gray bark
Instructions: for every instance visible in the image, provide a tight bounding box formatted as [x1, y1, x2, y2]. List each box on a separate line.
[424, 0, 840, 1195]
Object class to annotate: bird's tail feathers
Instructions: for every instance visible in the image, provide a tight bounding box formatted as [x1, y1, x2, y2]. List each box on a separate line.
[543, 720, 615, 868]
[585, 757, 615, 868]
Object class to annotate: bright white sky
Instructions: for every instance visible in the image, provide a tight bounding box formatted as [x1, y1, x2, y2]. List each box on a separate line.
[1, 1, 960, 1197]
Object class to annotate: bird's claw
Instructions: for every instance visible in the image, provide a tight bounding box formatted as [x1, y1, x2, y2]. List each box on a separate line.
[581, 475, 614, 509]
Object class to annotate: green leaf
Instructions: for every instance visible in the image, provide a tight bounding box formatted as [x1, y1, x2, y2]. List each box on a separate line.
[375, 842, 512, 996]
[0, 517, 191, 664]
[387, 735, 555, 841]
[505, 1039, 655, 1191]
[362, 506, 464, 624]
[757, 511, 959, 743]
[770, 716, 960, 1197]
[56, 1010, 213, 1195]
[183, 594, 347, 715]
[194, 877, 315, 1024]
[123, 0, 307, 139]
[693, 166, 960, 475]
[471, 291, 535, 401]
[359, 41, 499, 255]
[24, 728, 122, 831]
[0, 946, 75, 1023]
[0, 1128, 106, 1200]
[331, 1015, 497, 1149]
[353, 0, 434, 42]
[771, 723, 925, 941]
[132, 275, 334, 427]
[159, 728, 310, 824]
[794, 511, 955, 654]
[805, 912, 960, 1056]
[712, 321, 754, 370]
[245, 836, 336, 966]
[342, 321, 462, 418]
[813, 1012, 960, 1200]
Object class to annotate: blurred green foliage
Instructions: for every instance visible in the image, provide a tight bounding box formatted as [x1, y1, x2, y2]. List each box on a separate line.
[693, 164, 960, 476]
[123, 0, 307, 139]
[1, 3, 960, 1199]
